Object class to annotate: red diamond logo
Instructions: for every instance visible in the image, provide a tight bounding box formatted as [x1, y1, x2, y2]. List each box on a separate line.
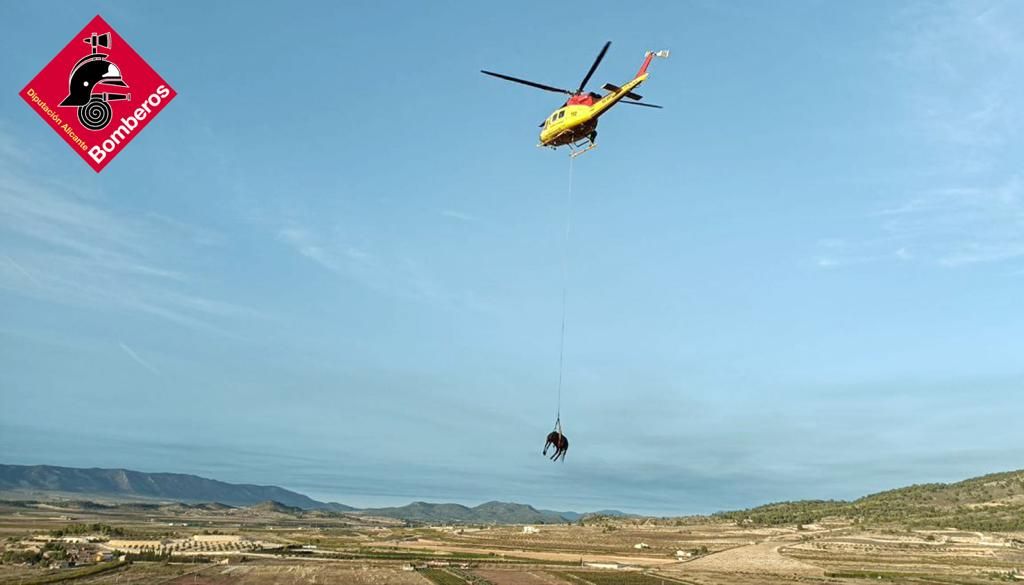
[19, 15, 176, 172]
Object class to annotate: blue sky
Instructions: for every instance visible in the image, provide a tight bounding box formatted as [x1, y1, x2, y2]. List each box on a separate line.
[1, 1, 1022, 516]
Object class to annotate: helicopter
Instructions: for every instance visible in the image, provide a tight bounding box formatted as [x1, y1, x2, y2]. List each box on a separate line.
[482, 42, 669, 157]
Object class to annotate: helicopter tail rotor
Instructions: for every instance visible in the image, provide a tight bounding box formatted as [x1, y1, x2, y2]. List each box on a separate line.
[636, 48, 670, 77]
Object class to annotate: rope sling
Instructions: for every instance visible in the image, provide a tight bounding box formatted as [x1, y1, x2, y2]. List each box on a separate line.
[553, 156, 575, 446]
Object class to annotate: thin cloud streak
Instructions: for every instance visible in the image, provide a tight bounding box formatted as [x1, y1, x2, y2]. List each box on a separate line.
[118, 341, 161, 376]
[817, 2, 1024, 270]
[441, 209, 478, 223]
[276, 221, 491, 311]
[0, 132, 259, 334]
[816, 177, 1024, 269]
[2, 254, 42, 287]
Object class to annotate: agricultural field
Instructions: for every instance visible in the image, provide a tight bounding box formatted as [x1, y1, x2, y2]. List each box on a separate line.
[553, 570, 689, 585]
[159, 564, 432, 585]
[470, 568, 567, 585]
[4, 498, 1024, 584]
[420, 568, 476, 584]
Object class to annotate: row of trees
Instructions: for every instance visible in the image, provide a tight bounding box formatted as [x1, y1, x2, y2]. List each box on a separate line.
[48, 523, 125, 538]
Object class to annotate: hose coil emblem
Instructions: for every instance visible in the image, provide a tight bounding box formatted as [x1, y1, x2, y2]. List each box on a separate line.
[79, 97, 112, 130]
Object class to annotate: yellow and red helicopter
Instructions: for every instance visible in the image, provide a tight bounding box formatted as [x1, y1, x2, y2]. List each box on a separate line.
[482, 42, 669, 157]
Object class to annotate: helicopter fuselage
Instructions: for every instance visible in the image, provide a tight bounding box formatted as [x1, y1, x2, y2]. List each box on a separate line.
[539, 71, 649, 147]
[482, 43, 667, 152]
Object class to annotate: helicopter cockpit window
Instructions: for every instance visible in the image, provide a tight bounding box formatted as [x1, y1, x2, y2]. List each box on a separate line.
[558, 111, 565, 119]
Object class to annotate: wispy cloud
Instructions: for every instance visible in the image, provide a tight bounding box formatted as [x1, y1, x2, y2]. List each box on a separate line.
[813, 237, 913, 269]
[276, 221, 489, 311]
[0, 127, 257, 333]
[818, 2, 1024, 270]
[2, 254, 42, 287]
[891, 1, 1023, 154]
[440, 209, 478, 223]
[276, 225, 373, 274]
[118, 341, 161, 376]
[816, 177, 1024, 268]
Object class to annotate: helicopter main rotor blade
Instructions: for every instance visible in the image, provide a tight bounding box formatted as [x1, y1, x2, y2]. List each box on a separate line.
[481, 70, 574, 95]
[577, 41, 611, 94]
[620, 100, 663, 109]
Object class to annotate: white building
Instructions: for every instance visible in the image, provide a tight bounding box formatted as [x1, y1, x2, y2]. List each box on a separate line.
[583, 562, 625, 570]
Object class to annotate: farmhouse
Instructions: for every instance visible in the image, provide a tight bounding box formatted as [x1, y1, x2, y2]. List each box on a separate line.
[584, 562, 625, 570]
[425, 560, 451, 567]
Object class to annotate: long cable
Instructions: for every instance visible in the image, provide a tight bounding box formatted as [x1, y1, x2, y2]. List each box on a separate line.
[556, 156, 575, 424]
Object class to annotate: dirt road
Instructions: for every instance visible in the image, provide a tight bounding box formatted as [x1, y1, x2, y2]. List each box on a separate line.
[391, 539, 679, 567]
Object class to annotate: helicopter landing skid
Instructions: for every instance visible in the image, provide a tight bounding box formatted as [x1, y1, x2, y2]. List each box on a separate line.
[568, 140, 597, 159]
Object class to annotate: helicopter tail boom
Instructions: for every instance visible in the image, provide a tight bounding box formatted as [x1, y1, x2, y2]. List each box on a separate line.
[637, 49, 670, 77]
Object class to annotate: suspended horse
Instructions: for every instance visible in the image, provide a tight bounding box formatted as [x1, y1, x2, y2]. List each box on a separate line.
[543, 420, 569, 462]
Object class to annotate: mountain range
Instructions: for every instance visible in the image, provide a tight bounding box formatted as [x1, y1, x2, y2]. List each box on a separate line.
[0, 464, 351, 511]
[4, 464, 1023, 529]
[0, 464, 626, 524]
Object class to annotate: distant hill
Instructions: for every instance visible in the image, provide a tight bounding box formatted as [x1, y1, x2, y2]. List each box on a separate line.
[7, 463, 1024, 529]
[585, 509, 636, 519]
[0, 464, 348, 510]
[715, 469, 1024, 531]
[361, 501, 569, 524]
[244, 500, 306, 515]
[543, 509, 582, 521]
[543, 509, 635, 522]
[0, 464, 604, 523]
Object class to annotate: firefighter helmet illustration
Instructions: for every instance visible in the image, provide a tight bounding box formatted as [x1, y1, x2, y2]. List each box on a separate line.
[59, 32, 131, 131]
